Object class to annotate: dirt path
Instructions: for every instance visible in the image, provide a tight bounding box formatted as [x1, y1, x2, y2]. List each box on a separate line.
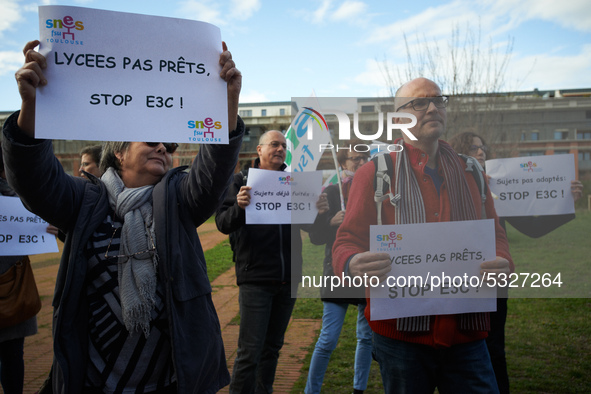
[23, 222, 320, 393]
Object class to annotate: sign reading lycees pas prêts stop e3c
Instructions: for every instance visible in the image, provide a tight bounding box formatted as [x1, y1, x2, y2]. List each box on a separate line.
[36, 5, 228, 144]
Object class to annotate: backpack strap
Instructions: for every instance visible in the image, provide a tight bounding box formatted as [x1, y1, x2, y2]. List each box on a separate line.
[372, 153, 400, 226]
[458, 153, 488, 219]
[372, 153, 489, 224]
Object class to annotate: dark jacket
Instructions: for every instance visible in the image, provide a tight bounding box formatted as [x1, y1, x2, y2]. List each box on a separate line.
[310, 183, 365, 303]
[2, 111, 244, 394]
[215, 159, 302, 285]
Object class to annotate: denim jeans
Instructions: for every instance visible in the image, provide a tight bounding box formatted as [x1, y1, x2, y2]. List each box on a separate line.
[487, 297, 509, 393]
[0, 337, 25, 394]
[304, 302, 372, 394]
[372, 333, 499, 394]
[230, 282, 296, 394]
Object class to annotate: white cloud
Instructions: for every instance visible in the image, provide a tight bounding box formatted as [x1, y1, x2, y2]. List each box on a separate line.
[332, 1, 367, 21]
[366, 1, 486, 44]
[306, 0, 369, 24]
[229, 0, 261, 20]
[0, 0, 23, 36]
[509, 44, 591, 90]
[480, 0, 591, 33]
[177, 0, 225, 26]
[240, 89, 270, 103]
[311, 0, 333, 24]
[0, 50, 23, 76]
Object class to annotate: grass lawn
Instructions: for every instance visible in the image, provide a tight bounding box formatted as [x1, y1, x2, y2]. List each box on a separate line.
[289, 210, 591, 393]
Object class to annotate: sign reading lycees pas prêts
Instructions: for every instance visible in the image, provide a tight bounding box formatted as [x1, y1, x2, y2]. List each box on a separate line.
[485, 154, 575, 217]
[36, 6, 228, 144]
[0, 196, 58, 256]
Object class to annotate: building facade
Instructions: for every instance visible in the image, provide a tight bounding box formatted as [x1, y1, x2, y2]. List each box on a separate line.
[2, 89, 590, 179]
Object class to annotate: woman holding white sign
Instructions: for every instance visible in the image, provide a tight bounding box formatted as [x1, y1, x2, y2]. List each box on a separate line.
[305, 142, 372, 394]
[449, 131, 583, 394]
[3, 40, 243, 393]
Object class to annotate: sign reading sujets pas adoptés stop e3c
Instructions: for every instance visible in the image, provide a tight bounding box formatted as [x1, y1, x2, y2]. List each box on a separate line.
[36, 6, 228, 144]
[485, 154, 576, 217]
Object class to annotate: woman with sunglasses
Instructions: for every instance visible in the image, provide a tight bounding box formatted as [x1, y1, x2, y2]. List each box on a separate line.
[2, 40, 243, 393]
[449, 131, 583, 394]
[305, 141, 372, 394]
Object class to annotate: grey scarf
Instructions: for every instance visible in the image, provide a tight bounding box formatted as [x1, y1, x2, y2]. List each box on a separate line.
[102, 167, 158, 337]
[390, 141, 489, 333]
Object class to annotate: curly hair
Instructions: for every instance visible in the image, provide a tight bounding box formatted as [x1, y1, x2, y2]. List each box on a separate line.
[448, 132, 488, 156]
[336, 138, 371, 168]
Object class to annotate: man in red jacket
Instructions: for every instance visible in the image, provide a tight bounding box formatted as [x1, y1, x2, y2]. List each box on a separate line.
[332, 77, 513, 393]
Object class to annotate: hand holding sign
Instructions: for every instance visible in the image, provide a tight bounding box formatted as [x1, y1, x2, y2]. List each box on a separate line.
[15, 40, 47, 137]
[220, 41, 241, 133]
[237, 186, 251, 210]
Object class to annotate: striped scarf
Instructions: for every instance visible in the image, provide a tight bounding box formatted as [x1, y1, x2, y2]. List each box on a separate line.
[391, 141, 489, 332]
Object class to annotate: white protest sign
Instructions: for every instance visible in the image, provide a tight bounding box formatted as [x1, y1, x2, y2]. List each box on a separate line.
[0, 196, 58, 256]
[245, 169, 322, 224]
[369, 220, 497, 321]
[36, 6, 228, 144]
[485, 155, 575, 217]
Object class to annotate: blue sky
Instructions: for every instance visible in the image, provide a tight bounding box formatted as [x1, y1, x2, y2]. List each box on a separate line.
[1, 0, 590, 111]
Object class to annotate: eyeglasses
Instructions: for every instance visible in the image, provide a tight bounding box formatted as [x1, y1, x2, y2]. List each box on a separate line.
[104, 226, 156, 263]
[145, 142, 179, 154]
[346, 156, 369, 164]
[396, 96, 449, 112]
[469, 144, 489, 153]
[260, 141, 287, 149]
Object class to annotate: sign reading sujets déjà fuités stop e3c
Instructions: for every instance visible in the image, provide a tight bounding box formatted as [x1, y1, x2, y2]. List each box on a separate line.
[36, 5, 228, 144]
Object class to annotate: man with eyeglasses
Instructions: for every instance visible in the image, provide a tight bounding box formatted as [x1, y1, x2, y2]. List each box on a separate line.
[216, 130, 303, 394]
[332, 78, 513, 393]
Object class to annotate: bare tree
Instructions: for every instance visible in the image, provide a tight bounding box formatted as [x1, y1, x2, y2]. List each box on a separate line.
[379, 22, 523, 155]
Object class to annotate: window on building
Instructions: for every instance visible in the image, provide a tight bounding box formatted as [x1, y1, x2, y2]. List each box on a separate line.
[239, 110, 252, 117]
[554, 131, 569, 140]
[554, 150, 570, 155]
[522, 151, 545, 157]
[586, 110, 591, 119]
[279, 108, 286, 116]
[576, 130, 591, 140]
[361, 105, 375, 113]
[531, 132, 539, 141]
[381, 104, 395, 112]
[261, 109, 267, 116]
[579, 152, 591, 161]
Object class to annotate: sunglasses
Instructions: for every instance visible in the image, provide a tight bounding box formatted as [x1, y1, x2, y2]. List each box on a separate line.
[145, 142, 179, 154]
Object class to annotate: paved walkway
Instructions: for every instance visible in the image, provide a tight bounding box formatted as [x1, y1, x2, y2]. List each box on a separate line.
[20, 223, 321, 393]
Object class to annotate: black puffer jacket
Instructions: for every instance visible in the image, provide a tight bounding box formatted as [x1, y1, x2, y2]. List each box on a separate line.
[215, 159, 302, 285]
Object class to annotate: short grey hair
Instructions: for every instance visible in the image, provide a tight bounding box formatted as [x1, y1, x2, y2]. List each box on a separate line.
[100, 141, 130, 174]
[258, 130, 283, 145]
